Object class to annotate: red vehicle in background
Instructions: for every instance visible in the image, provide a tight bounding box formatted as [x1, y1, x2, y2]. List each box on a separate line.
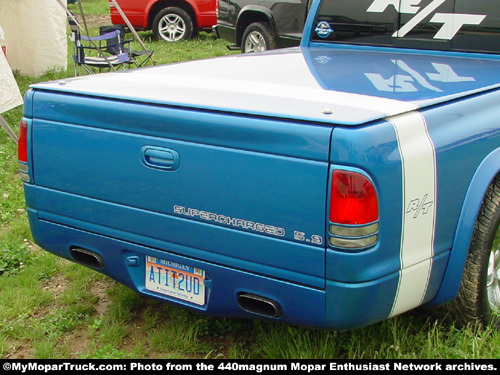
[108, 0, 216, 42]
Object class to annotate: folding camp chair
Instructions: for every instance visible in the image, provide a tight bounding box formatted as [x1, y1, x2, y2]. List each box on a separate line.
[69, 17, 133, 75]
[99, 25, 154, 68]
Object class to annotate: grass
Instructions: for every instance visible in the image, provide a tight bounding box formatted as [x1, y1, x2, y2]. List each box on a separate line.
[0, 0, 499, 359]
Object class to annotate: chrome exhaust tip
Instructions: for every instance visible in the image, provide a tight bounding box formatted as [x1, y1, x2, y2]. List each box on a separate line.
[70, 247, 105, 269]
[237, 293, 282, 318]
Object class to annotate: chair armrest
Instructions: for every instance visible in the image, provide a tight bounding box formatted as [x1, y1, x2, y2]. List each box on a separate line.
[81, 30, 121, 42]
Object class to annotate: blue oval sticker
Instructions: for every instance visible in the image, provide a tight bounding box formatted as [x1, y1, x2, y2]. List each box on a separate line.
[315, 21, 333, 38]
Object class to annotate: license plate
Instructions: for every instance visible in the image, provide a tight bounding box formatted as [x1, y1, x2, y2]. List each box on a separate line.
[145, 256, 206, 306]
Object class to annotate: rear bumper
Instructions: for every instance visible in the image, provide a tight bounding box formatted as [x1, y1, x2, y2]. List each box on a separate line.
[28, 208, 401, 331]
[29, 212, 327, 328]
[212, 25, 220, 39]
[215, 24, 238, 46]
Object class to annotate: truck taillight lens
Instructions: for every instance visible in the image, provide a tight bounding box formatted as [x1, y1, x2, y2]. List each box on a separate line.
[18, 120, 30, 183]
[18, 120, 28, 163]
[330, 170, 378, 224]
[329, 170, 379, 250]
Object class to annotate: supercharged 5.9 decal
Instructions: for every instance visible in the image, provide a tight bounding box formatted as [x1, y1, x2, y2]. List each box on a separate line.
[173, 205, 286, 237]
[173, 205, 324, 245]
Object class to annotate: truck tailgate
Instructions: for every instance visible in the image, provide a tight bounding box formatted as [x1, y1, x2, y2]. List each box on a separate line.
[29, 91, 332, 288]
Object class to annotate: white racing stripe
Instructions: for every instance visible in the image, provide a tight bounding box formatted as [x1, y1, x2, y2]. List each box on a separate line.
[389, 111, 437, 317]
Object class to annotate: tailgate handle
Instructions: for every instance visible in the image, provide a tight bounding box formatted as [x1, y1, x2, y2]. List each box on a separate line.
[141, 147, 180, 171]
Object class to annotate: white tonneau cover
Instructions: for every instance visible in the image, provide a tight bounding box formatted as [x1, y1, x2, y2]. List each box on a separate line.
[31, 47, 500, 125]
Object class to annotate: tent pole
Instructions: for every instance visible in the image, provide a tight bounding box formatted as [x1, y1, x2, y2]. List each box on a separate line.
[76, 0, 91, 40]
[55, 0, 80, 75]
[75, 0, 115, 67]
[110, 0, 148, 52]
[55, 0, 81, 29]
[57, 0, 118, 72]
[0, 115, 17, 143]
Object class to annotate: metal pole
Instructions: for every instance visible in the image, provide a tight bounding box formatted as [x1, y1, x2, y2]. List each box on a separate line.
[110, 0, 148, 51]
[57, 0, 118, 72]
[0, 115, 17, 143]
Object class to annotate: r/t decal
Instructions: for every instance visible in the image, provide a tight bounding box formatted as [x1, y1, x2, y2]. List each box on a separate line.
[365, 60, 475, 93]
[367, 0, 486, 40]
[406, 194, 434, 218]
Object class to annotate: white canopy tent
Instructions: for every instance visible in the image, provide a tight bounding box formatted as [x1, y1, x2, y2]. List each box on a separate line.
[0, 25, 23, 142]
[0, 49, 22, 114]
[0, 0, 153, 141]
[0, 0, 68, 141]
[0, 0, 67, 76]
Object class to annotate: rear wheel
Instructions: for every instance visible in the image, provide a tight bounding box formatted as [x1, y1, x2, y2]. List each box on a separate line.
[446, 176, 500, 329]
[152, 7, 194, 42]
[241, 22, 276, 53]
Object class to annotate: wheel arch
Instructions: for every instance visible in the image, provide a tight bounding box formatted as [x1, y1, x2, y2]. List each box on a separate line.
[429, 147, 500, 305]
[148, 0, 198, 30]
[235, 6, 277, 46]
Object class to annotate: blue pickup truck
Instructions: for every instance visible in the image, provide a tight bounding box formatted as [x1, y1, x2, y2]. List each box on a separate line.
[19, 0, 500, 331]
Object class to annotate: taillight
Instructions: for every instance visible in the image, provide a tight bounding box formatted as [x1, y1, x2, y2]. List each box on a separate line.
[18, 120, 30, 183]
[17, 120, 28, 163]
[328, 170, 379, 250]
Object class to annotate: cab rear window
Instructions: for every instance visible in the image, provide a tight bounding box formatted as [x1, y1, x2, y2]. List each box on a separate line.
[311, 0, 500, 54]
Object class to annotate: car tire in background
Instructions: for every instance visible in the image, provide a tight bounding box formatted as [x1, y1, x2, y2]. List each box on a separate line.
[241, 22, 276, 53]
[152, 7, 194, 42]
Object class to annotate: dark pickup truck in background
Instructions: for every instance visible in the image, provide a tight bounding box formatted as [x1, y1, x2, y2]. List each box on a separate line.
[215, 0, 310, 52]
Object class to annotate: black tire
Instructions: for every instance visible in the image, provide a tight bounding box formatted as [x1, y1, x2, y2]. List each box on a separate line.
[152, 7, 194, 42]
[241, 22, 276, 53]
[445, 176, 500, 329]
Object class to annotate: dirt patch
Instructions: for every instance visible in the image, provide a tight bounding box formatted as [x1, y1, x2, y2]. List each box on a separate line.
[4, 271, 116, 359]
[61, 331, 90, 359]
[75, 14, 112, 28]
[91, 279, 113, 316]
[4, 274, 68, 359]
[41, 273, 68, 299]
[4, 344, 35, 360]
